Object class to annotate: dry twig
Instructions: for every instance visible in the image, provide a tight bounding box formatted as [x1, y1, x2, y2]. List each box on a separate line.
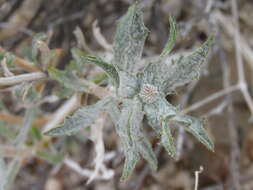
[194, 166, 204, 190]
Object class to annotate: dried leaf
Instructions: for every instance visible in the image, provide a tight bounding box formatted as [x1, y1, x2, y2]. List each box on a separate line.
[113, 3, 148, 72]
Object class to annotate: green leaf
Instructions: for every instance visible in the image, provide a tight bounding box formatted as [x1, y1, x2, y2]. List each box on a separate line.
[114, 98, 157, 180]
[118, 71, 139, 98]
[105, 98, 120, 124]
[161, 119, 176, 158]
[121, 150, 140, 181]
[44, 97, 112, 136]
[117, 99, 140, 180]
[36, 151, 64, 164]
[30, 126, 42, 141]
[130, 98, 157, 171]
[71, 48, 88, 67]
[0, 121, 16, 139]
[113, 3, 148, 72]
[76, 52, 119, 86]
[48, 66, 90, 92]
[172, 114, 214, 151]
[141, 36, 214, 94]
[144, 96, 177, 134]
[160, 16, 177, 57]
[31, 33, 48, 61]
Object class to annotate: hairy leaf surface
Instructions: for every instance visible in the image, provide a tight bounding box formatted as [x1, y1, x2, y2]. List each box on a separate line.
[48, 66, 89, 92]
[44, 97, 112, 136]
[160, 16, 177, 57]
[117, 99, 140, 180]
[172, 114, 214, 151]
[161, 119, 176, 158]
[130, 98, 157, 171]
[118, 71, 139, 98]
[144, 95, 177, 134]
[71, 49, 119, 86]
[113, 3, 148, 72]
[142, 36, 214, 94]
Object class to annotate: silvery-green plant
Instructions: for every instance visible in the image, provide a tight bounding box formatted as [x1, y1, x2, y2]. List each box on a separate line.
[44, 3, 214, 180]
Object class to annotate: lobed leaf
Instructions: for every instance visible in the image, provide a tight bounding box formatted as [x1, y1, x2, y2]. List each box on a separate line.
[44, 97, 112, 136]
[172, 114, 214, 151]
[141, 36, 214, 94]
[117, 99, 140, 180]
[130, 98, 157, 171]
[160, 16, 177, 57]
[144, 95, 177, 134]
[121, 150, 140, 181]
[118, 71, 139, 98]
[115, 98, 157, 180]
[113, 3, 148, 72]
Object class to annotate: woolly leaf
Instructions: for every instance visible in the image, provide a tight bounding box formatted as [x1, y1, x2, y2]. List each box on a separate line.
[121, 150, 140, 181]
[172, 114, 214, 151]
[106, 99, 139, 180]
[71, 49, 119, 86]
[86, 55, 119, 85]
[142, 36, 214, 94]
[108, 98, 157, 177]
[118, 71, 139, 98]
[130, 98, 157, 171]
[113, 3, 148, 72]
[48, 66, 89, 92]
[160, 16, 177, 57]
[117, 100, 140, 180]
[144, 95, 177, 134]
[44, 97, 112, 136]
[105, 98, 120, 124]
[161, 119, 176, 158]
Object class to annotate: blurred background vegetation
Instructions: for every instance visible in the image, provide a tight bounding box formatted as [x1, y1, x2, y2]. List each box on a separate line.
[1, 0, 253, 189]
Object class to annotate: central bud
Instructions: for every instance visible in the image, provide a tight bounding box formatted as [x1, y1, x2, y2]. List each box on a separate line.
[139, 84, 159, 104]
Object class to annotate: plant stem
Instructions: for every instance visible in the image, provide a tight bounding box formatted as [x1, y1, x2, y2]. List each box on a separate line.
[0, 72, 46, 86]
[184, 85, 239, 113]
[3, 108, 36, 190]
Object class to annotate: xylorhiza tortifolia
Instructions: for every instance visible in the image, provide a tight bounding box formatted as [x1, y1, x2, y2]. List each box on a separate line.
[45, 3, 214, 180]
